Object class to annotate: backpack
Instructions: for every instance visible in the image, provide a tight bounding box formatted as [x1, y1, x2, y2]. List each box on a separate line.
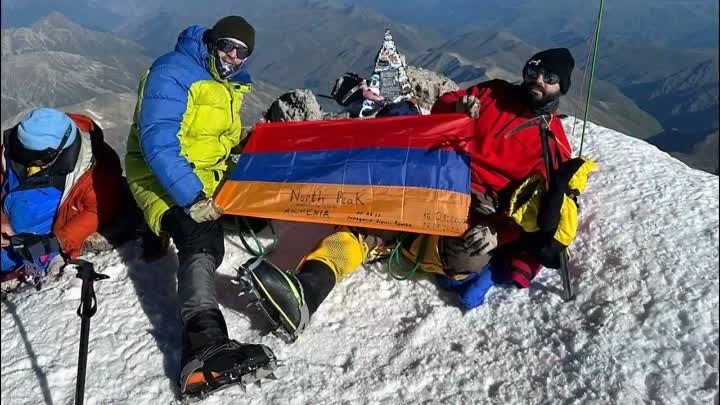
[376, 100, 420, 117]
[330, 72, 365, 106]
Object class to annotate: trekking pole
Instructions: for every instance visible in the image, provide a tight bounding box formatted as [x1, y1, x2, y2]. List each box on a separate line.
[559, 250, 574, 301]
[71, 259, 109, 405]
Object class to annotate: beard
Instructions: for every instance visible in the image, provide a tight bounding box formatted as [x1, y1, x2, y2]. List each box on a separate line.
[523, 83, 561, 113]
[527, 83, 559, 103]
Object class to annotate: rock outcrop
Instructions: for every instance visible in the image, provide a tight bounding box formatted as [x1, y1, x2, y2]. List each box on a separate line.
[262, 67, 458, 121]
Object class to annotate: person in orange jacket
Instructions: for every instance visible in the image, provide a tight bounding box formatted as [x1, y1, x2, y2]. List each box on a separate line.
[1, 108, 123, 286]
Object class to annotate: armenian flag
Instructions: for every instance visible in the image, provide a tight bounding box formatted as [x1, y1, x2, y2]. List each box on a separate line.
[215, 114, 474, 236]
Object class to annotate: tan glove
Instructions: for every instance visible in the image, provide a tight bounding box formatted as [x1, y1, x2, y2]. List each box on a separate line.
[441, 225, 498, 273]
[186, 198, 224, 223]
[46, 254, 66, 276]
[455, 95, 481, 119]
[81, 232, 114, 255]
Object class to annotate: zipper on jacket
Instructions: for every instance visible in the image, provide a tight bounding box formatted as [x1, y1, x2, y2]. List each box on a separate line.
[212, 84, 237, 167]
[228, 84, 235, 125]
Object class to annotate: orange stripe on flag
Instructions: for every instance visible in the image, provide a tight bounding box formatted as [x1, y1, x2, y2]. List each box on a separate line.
[216, 181, 470, 237]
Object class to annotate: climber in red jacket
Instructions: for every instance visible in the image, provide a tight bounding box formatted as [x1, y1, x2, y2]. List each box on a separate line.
[431, 47, 575, 288]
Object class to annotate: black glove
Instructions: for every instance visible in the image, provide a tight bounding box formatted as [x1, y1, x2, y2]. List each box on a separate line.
[9, 233, 62, 262]
[471, 189, 499, 216]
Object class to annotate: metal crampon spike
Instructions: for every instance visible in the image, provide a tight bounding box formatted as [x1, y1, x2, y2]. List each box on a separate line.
[237, 282, 254, 294]
[182, 357, 280, 402]
[235, 262, 305, 344]
[236, 284, 254, 298]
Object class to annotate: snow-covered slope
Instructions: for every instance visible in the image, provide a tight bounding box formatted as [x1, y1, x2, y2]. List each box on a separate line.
[2, 119, 718, 405]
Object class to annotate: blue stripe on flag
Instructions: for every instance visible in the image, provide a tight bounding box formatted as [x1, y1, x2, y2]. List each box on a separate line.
[229, 147, 470, 194]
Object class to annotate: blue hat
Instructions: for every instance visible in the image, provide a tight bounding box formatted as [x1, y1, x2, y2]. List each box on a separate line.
[17, 108, 77, 151]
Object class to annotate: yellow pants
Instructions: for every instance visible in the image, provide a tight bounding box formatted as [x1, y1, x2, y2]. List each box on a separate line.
[300, 227, 445, 281]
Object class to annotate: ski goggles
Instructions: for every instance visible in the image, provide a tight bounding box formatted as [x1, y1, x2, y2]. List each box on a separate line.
[4, 123, 73, 167]
[524, 66, 561, 85]
[215, 38, 250, 59]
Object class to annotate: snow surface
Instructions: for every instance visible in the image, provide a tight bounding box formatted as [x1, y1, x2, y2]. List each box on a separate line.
[2, 119, 718, 405]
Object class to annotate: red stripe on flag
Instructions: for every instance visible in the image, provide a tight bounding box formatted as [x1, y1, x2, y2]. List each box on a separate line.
[246, 114, 474, 153]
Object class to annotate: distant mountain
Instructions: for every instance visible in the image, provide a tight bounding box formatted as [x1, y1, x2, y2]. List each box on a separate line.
[1, 92, 137, 169]
[0, 0, 171, 31]
[112, 11, 210, 57]
[2, 4, 716, 173]
[579, 41, 719, 167]
[671, 131, 719, 175]
[563, 79, 663, 142]
[616, 56, 718, 134]
[0, 13, 284, 171]
[414, 31, 530, 87]
[1, 12, 150, 75]
[340, 0, 719, 49]
[411, 30, 663, 140]
[2, 79, 286, 171]
[410, 28, 718, 172]
[115, 2, 442, 95]
[573, 41, 718, 133]
[0, 13, 150, 123]
[650, 129, 719, 174]
[0, 0, 123, 30]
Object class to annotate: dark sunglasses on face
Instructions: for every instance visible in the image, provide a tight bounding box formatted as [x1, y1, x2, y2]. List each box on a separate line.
[215, 39, 250, 59]
[524, 66, 561, 85]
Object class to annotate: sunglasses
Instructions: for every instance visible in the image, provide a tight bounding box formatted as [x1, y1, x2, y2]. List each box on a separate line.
[524, 66, 561, 85]
[215, 39, 250, 59]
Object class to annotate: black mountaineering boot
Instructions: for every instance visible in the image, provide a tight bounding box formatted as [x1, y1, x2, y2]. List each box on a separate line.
[236, 258, 309, 342]
[236, 258, 337, 343]
[179, 309, 278, 401]
[295, 260, 336, 316]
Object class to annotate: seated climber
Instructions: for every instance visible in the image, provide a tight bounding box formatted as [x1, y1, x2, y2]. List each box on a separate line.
[235, 48, 596, 341]
[1, 108, 124, 287]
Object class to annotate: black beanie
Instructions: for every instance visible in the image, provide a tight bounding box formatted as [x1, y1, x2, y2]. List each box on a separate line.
[522, 48, 575, 94]
[209, 16, 255, 56]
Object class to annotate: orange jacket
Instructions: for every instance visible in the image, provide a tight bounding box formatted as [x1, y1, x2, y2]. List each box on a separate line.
[1, 113, 123, 258]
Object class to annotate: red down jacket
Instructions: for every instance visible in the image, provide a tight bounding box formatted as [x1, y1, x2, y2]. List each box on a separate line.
[431, 79, 572, 287]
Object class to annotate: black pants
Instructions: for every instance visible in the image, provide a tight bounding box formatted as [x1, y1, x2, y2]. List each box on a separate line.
[162, 207, 225, 323]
